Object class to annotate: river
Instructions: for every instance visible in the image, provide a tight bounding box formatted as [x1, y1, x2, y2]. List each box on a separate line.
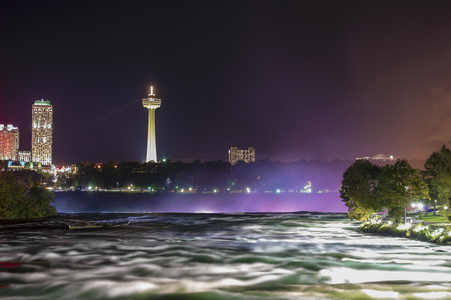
[52, 191, 347, 213]
[0, 193, 450, 299]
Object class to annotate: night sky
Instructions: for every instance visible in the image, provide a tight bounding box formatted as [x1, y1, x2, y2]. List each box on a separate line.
[2, 1, 451, 165]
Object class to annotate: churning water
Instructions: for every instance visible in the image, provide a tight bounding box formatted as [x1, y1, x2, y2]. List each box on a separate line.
[1, 211, 451, 299]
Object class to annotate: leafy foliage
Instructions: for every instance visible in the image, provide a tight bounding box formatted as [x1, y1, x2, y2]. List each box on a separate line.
[340, 160, 383, 221]
[424, 145, 451, 220]
[0, 171, 57, 219]
[379, 160, 430, 222]
[361, 222, 451, 245]
[341, 159, 429, 222]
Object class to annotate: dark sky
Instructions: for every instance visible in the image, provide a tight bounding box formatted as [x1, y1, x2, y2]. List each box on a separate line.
[2, 0, 451, 165]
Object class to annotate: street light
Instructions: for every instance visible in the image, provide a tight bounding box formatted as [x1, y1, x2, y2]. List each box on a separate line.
[417, 203, 424, 220]
[411, 202, 423, 220]
[434, 200, 437, 216]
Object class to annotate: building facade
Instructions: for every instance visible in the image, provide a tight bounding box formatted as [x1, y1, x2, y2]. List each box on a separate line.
[0, 124, 19, 161]
[18, 151, 31, 162]
[32, 99, 53, 165]
[229, 147, 255, 166]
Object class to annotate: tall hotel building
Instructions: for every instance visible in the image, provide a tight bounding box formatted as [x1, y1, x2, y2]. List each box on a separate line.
[229, 147, 255, 166]
[0, 124, 19, 161]
[32, 99, 53, 165]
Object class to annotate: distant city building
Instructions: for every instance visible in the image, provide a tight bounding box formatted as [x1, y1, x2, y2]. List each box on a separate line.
[0, 124, 19, 161]
[356, 154, 398, 161]
[32, 99, 53, 165]
[142, 86, 162, 163]
[18, 151, 31, 162]
[229, 147, 255, 166]
[356, 154, 402, 166]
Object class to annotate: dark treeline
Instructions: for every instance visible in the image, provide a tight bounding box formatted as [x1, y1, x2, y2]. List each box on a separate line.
[62, 159, 353, 193]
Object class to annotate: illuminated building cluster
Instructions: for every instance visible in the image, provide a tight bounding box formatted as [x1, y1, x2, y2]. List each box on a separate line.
[32, 100, 53, 165]
[228, 147, 255, 166]
[0, 124, 19, 161]
[0, 99, 53, 169]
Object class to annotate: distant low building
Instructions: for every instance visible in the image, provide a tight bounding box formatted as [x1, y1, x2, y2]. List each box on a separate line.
[0, 124, 19, 161]
[356, 154, 402, 166]
[18, 151, 31, 162]
[229, 147, 255, 166]
[356, 154, 399, 161]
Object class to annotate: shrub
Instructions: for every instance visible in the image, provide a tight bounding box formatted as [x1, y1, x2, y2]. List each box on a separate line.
[0, 171, 57, 219]
[360, 221, 451, 244]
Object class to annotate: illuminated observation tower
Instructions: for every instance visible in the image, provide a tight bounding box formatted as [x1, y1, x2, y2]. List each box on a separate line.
[142, 86, 161, 162]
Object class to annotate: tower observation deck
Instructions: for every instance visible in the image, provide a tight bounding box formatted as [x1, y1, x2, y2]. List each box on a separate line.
[142, 86, 161, 163]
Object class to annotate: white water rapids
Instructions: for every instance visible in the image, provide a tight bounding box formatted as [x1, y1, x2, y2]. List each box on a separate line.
[0, 212, 450, 299]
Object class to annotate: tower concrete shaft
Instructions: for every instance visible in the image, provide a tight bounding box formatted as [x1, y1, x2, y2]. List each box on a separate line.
[142, 86, 161, 163]
[146, 108, 157, 162]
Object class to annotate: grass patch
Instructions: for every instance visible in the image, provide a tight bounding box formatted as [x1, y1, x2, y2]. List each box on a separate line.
[416, 213, 447, 223]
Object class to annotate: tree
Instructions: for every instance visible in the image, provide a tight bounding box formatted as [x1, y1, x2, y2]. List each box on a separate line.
[0, 171, 57, 219]
[340, 160, 383, 221]
[379, 160, 430, 223]
[0, 171, 27, 219]
[424, 145, 451, 219]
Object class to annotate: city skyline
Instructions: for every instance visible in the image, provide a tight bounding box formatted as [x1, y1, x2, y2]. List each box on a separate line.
[0, 99, 53, 167]
[2, 1, 451, 165]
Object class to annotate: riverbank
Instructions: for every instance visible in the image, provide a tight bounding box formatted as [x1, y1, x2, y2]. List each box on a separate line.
[360, 219, 451, 245]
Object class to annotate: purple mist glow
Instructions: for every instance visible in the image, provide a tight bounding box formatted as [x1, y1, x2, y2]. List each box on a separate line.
[54, 192, 346, 213]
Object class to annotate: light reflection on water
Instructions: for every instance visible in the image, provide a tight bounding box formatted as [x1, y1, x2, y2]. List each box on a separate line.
[0, 212, 450, 299]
